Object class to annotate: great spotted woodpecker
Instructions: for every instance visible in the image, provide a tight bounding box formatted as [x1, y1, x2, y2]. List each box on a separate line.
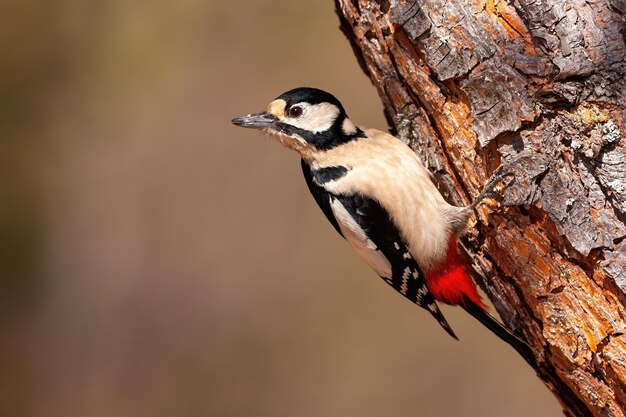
[232, 87, 534, 366]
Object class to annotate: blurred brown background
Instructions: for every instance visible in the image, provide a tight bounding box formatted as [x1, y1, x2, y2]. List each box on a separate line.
[1, 1, 559, 416]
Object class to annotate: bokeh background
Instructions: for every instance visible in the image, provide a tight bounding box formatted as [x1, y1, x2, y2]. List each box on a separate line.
[1, 1, 559, 416]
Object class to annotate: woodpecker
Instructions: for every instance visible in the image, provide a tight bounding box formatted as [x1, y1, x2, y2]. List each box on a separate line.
[232, 87, 534, 365]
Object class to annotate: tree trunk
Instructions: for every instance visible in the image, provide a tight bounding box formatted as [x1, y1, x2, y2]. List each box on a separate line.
[335, 0, 626, 415]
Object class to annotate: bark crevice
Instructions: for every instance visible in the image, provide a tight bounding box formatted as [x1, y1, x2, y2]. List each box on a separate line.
[336, 0, 626, 415]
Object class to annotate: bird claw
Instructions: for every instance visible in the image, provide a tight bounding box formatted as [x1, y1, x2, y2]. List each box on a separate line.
[470, 168, 515, 210]
[398, 102, 414, 114]
[480, 190, 504, 202]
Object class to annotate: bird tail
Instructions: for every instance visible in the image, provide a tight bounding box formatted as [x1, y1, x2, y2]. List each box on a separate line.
[462, 299, 537, 368]
[427, 300, 459, 340]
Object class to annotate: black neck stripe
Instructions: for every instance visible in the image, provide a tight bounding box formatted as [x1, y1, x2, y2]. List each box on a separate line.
[311, 165, 349, 184]
[276, 114, 366, 151]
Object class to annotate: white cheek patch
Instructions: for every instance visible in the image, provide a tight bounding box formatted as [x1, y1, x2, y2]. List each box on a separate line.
[286, 102, 340, 133]
[330, 198, 392, 278]
[341, 118, 357, 135]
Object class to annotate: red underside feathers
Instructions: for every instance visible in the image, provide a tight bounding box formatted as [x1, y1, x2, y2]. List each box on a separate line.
[425, 236, 487, 311]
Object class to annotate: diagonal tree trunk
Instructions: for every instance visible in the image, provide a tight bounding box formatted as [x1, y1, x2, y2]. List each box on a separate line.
[335, 0, 626, 415]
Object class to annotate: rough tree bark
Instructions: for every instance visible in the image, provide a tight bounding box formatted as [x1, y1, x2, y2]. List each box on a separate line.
[335, 0, 626, 415]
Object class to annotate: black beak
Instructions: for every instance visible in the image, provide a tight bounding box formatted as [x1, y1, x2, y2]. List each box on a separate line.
[231, 112, 278, 129]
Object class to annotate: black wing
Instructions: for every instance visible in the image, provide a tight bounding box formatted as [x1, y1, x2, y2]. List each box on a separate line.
[301, 160, 457, 339]
[301, 159, 343, 237]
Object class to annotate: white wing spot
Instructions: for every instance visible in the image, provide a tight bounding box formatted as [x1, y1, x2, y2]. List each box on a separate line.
[394, 242, 400, 250]
[403, 252, 411, 260]
[401, 267, 411, 295]
[417, 286, 428, 298]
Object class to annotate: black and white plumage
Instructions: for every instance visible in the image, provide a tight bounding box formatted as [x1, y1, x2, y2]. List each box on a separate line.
[232, 87, 534, 366]
[302, 161, 457, 338]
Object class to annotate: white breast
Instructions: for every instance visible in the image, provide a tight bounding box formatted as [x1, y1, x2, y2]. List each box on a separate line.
[309, 129, 456, 272]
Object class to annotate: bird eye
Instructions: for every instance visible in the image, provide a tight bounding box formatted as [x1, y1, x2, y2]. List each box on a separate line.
[288, 105, 303, 118]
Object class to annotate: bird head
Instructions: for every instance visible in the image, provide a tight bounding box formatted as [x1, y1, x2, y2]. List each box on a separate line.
[232, 87, 363, 156]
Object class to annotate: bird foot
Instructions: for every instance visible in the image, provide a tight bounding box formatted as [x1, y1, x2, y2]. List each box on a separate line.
[469, 167, 515, 211]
